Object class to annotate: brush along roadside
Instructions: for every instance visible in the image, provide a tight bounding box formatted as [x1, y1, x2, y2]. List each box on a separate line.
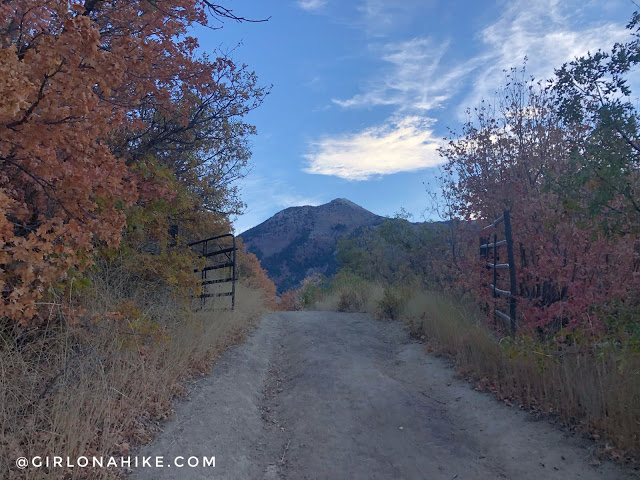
[1, 280, 268, 480]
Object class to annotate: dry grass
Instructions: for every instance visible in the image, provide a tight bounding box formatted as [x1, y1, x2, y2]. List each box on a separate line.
[0, 271, 267, 479]
[311, 281, 640, 461]
[402, 291, 640, 462]
[310, 276, 383, 314]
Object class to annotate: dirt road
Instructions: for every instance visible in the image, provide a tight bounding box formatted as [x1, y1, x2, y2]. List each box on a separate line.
[131, 311, 631, 480]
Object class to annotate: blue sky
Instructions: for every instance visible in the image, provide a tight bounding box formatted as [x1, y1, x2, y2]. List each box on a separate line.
[196, 0, 637, 233]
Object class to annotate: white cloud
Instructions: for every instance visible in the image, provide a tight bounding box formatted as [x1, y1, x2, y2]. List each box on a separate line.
[296, 0, 327, 12]
[335, 0, 630, 117]
[355, 0, 429, 37]
[461, 0, 630, 114]
[333, 37, 476, 112]
[305, 0, 633, 181]
[303, 116, 444, 181]
[356, 0, 395, 34]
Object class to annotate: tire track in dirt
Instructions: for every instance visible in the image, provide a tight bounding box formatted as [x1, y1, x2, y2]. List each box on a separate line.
[131, 312, 633, 480]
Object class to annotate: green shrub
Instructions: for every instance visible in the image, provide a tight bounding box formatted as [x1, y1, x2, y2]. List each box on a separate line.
[337, 290, 362, 312]
[375, 287, 407, 320]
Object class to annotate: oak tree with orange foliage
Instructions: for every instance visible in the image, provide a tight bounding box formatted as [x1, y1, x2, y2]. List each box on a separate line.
[235, 237, 277, 309]
[1, 1, 266, 325]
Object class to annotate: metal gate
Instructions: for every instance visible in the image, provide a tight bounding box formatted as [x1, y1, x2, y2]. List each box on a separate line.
[189, 233, 237, 310]
[480, 211, 517, 335]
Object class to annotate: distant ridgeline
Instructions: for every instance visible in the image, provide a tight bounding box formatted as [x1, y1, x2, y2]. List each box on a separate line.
[239, 199, 385, 293]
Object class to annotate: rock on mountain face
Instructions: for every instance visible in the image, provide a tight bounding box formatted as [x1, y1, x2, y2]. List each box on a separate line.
[239, 198, 383, 293]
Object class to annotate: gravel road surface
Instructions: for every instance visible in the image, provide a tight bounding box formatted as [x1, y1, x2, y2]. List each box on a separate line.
[131, 311, 632, 480]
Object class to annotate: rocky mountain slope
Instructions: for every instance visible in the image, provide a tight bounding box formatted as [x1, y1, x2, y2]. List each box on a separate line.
[239, 198, 384, 292]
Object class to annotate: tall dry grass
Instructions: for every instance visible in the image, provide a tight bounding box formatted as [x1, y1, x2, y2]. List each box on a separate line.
[308, 274, 383, 313]
[1, 264, 267, 479]
[309, 279, 640, 461]
[402, 291, 640, 461]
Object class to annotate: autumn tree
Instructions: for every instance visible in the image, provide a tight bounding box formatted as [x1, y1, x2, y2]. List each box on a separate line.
[235, 238, 277, 308]
[0, 1, 266, 325]
[438, 11, 640, 332]
[439, 64, 640, 332]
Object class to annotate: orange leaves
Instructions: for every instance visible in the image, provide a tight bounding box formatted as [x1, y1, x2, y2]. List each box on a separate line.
[279, 289, 302, 311]
[236, 240, 277, 308]
[0, 2, 143, 324]
[0, 47, 33, 118]
[1, 1, 264, 326]
[105, 311, 125, 321]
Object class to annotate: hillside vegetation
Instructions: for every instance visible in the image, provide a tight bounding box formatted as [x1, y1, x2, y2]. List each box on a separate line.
[240, 198, 384, 293]
[1, 2, 277, 478]
[284, 12, 640, 462]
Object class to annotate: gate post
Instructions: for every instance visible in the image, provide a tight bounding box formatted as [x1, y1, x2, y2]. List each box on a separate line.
[503, 210, 517, 335]
[231, 235, 237, 311]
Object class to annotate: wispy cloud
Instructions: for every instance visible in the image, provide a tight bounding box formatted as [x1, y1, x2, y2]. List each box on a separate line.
[355, 0, 427, 37]
[333, 37, 475, 112]
[303, 116, 444, 181]
[356, 0, 395, 34]
[304, 0, 632, 181]
[461, 0, 630, 113]
[296, 0, 327, 12]
[337, 0, 630, 116]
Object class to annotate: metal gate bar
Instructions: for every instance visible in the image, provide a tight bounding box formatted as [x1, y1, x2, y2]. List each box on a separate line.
[480, 210, 517, 335]
[189, 233, 237, 310]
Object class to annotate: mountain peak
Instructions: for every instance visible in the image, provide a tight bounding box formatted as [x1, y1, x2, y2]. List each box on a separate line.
[240, 199, 383, 292]
[324, 198, 371, 213]
[329, 198, 359, 207]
